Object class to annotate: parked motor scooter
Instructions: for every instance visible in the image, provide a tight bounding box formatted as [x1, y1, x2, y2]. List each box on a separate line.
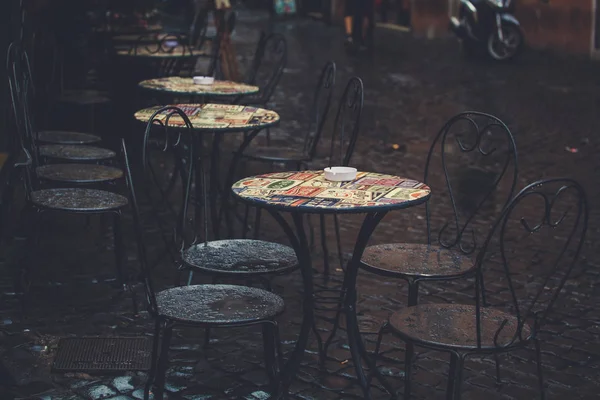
[450, 0, 523, 61]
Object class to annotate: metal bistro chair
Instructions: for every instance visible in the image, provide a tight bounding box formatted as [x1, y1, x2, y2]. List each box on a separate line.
[360, 112, 518, 306]
[323, 112, 518, 364]
[7, 42, 102, 145]
[8, 42, 116, 164]
[8, 43, 122, 186]
[13, 131, 135, 312]
[122, 130, 285, 400]
[140, 106, 296, 344]
[29, 28, 111, 134]
[237, 61, 336, 236]
[374, 178, 588, 399]
[237, 32, 287, 144]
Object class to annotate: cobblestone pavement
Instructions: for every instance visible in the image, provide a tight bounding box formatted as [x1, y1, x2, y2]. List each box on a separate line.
[1, 8, 599, 400]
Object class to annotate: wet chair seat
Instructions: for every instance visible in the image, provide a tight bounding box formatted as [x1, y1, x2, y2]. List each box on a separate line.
[36, 164, 123, 184]
[183, 239, 298, 276]
[39, 144, 116, 161]
[36, 130, 101, 145]
[155, 284, 285, 325]
[361, 243, 475, 279]
[389, 303, 532, 350]
[31, 188, 128, 212]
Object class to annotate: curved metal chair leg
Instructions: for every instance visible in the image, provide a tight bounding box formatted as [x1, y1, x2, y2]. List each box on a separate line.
[254, 207, 262, 239]
[333, 215, 344, 271]
[407, 280, 420, 307]
[243, 203, 250, 238]
[112, 213, 126, 286]
[319, 214, 330, 280]
[534, 339, 545, 399]
[494, 354, 501, 383]
[262, 321, 278, 387]
[367, 322, 389, 386]
[16, 208, 42, 294]
[154, 324, 173, 400]
[404, 342, 414, 400]
[451, 352, 465, 400]
[145, 320, 162, 400]
[114, 212, 138, 314]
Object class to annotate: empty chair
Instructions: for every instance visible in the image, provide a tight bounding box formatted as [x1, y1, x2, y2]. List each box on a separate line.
[122, 118, 285, 399]
[375, 178, 588, 399]
[8, 43, 121, 185]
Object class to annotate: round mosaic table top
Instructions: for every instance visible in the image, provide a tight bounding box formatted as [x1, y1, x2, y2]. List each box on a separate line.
[138, 77, 259, 97]
[232, 170, 431, 214]
[134, 104, 280, 132]
[115, 45, 198, 58]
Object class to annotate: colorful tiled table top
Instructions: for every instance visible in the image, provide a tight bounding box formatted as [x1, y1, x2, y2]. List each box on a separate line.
[138, 77, 259, 97]
[232, 170, 431, 214]
[134, 104, 280, 131]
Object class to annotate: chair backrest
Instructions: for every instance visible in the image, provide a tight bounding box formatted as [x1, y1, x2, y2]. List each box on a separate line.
[423, 112, 518, 255]
[7, 42, 39, 169]
[121, 138, 159, 317]
[303, 61, 336, 159]
[473, 178, 588, 348]
[327, 76, 364, 167]
[141, 106, 196, 253]
[188, 7, 209, 49]
[246, 32, 287, 106]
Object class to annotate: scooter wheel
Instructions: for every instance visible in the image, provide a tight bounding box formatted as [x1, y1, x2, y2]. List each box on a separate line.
[487, 23, 523, 62]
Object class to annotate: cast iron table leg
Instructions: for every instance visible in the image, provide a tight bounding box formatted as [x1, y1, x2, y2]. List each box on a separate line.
[344, 211, 397, 399]
[266, 210, 316, 398]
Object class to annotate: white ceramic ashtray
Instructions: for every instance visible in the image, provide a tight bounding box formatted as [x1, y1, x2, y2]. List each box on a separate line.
[193, 76, 215, 85]
[324, 166, 358, 182]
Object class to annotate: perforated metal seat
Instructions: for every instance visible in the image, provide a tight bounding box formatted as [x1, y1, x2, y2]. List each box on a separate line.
[39, 144, 116, 161]
[361, 243, 475, 279]
[389, 304, 532, 350]
[36, 164, 123, 184]
[36, 130, 101, 145]
[31, 188, 128, 212]
[155, 284, 285, 326]
[183, 239, 298, 276]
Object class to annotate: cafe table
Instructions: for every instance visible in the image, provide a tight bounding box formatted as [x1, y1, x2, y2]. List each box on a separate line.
[134, 103, 280, 239]
[231, 170, 431, 398]
[138, 77, 259, 101]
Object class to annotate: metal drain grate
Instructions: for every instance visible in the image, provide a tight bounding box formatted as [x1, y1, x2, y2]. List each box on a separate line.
[53, 337, 152, 373]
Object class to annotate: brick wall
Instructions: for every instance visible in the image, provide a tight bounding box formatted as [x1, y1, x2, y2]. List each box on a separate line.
[409, 0, 595, 56]
[516, 0, 593, 55]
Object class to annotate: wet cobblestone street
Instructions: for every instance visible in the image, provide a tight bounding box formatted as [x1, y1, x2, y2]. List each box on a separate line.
[1, 8, 600, 400]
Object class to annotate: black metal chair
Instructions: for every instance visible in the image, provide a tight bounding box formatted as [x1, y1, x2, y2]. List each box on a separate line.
[7, 41, 102, 145]
[8, 41, 115, 159]
[29, 29, 111, 134]
[360, 112, 518, 306]
[242, 32, 287, 108]
[319, 76, 365, 278]
[241, 61, 336, 168]
[374, 178, 588, 399]
[13, 128, 135, 312]
[238, 61, 336, 240]
[139, 106, 298, 291]
[8, 43, 122, 185]
[122, 131, 285, 400]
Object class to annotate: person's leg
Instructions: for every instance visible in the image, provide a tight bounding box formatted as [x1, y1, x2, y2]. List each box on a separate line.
[344, 0, 355, 43]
